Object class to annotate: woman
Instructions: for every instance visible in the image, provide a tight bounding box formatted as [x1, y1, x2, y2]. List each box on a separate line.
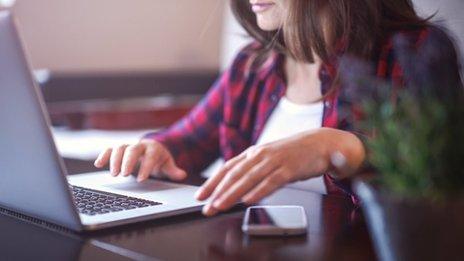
[94, 0, 462, 216]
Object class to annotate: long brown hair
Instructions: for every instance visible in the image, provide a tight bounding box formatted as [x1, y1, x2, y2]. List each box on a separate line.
[231, 0, 430, 66]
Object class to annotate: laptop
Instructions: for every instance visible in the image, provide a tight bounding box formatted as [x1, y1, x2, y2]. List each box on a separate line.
[0, 11, 204, 231]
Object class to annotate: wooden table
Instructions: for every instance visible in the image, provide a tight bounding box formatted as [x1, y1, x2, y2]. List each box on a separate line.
[0, 159, 377, 261]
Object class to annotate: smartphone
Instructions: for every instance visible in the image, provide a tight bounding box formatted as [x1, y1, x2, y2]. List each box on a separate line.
[242, 206, 308, 236]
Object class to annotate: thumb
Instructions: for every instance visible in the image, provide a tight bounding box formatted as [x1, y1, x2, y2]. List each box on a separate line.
[161, 158, 187, 181]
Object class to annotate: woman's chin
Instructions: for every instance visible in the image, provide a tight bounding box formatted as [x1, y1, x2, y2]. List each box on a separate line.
[256, 19, 280, 31]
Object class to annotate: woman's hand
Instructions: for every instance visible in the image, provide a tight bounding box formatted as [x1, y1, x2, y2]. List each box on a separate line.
[195, 128, 365, 216]
[94, 139, 187, 182]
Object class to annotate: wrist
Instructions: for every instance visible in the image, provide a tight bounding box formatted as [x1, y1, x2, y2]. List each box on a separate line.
[314, 128, 366, 177]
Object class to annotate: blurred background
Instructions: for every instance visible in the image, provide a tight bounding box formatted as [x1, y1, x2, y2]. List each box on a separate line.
[14, 0, 224, 73]
[9, 0, 464, 74]
[0, 0, 462, 163]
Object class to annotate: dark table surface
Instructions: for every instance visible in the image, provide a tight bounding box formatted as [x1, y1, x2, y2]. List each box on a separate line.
[1, 159, 377, 261]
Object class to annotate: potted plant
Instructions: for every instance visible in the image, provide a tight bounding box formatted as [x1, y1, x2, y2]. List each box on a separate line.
[341, 28, 464, 261]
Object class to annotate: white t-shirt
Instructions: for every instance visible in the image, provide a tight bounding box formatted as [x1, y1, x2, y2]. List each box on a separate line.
[255, 97, 327, 194]
[203, 96, 327, 194]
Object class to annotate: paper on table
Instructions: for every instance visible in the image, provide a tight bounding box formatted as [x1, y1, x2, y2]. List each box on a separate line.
[52, 127, 157, 161]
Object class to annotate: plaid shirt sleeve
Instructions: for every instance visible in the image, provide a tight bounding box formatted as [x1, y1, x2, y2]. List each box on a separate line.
[143, 45, 255, 174]
[143, 73, 226, 174]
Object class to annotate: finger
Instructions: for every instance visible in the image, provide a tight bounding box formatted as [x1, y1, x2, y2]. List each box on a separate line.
[212, 160, 276, 211]
[242, 169, 289, 205]
[109, 145, 128, 176]
[137, 145, 163, 182]
[94, 148, 112, 168]
[121, 144, 145, 177]
[202, 203, 220, 217]
[208, 156, 258, 203]
[195, 153, 246, 201]
[160, 158, 187, 181]
[200, 150, 252, 216]
[201, 157, 259, 215]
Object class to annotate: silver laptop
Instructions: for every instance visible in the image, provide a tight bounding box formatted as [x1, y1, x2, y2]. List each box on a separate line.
[0, 11, 204, 231]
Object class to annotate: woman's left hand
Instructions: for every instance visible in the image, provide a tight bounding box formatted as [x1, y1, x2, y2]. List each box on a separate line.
[195, 128, 365, 216]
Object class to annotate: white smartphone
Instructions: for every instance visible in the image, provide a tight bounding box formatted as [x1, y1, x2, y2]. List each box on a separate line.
[242, 206, 308, 236]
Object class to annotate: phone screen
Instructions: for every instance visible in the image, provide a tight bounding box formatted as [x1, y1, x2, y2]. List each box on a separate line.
[247, 206, 306, 228]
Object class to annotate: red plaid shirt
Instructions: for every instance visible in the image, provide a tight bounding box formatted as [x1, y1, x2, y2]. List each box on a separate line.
[146, 27, 452, 199]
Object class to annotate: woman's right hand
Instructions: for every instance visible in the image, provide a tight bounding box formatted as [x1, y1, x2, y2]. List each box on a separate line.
[94, 139, 187, 182]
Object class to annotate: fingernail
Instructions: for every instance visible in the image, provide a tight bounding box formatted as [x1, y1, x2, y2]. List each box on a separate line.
[175, 171, 186, 180]
[202, 205, 210, 216]
[194, 189, 203, 200]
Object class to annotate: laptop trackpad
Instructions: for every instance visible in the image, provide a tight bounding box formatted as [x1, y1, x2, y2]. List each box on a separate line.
[103, 180, 184, 193]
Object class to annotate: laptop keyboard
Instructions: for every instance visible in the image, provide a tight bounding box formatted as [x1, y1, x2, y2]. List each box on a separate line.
[71, 186, 162, 216]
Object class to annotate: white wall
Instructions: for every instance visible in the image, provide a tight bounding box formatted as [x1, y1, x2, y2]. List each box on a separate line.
[9, 1, 463, 74]
[220, 3, 250, 70]
[413, 0, 464, 54]
[12, 0, 225, 74]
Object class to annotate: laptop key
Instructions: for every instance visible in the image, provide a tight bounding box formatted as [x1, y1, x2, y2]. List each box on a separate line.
[71, 186, 162, 216]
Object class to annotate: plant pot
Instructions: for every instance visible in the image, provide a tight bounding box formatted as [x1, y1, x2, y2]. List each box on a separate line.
[354, 179, 464, 261]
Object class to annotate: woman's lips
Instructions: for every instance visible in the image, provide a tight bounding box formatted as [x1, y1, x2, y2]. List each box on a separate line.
[251, 2, 275, 13]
